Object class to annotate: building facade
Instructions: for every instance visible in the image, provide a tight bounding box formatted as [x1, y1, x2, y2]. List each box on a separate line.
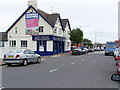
[0, 0, 71, 57]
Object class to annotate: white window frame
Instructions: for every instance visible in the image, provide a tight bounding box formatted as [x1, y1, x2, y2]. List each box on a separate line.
[21, 40, 27, 47]
[9, 40, 16, 47]
[0, 41, 4, 47]
[15, 27, 17, 34]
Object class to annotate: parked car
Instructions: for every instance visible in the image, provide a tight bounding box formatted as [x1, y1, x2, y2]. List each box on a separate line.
[3, 49, 41, 66]
[71, 48, 83, 55]
[88, 48, 94, 52]
[80, 47, 88, 54]
[114, 47, 120, 60]
[94, 47, 101, 51]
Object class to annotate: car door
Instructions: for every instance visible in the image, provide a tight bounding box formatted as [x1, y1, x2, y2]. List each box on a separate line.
[23, 49, 32, 63]
[29, 50, 37, 62]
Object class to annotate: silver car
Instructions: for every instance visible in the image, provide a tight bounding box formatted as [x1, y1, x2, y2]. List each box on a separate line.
[3, 49, 41, 66]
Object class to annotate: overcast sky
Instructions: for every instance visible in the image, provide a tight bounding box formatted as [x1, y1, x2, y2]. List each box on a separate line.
[0, 0, 119, 43]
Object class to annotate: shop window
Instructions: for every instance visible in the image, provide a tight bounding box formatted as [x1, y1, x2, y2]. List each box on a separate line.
[39, 41, 44, 47]
[39, 26, 44, 32]
[9, 40, 16, 47]
[21, 40, 27, 47]
[0, 41, 4, 47]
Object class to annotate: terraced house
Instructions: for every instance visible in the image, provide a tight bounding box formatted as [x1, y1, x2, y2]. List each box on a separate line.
[0, 0, 71, 58]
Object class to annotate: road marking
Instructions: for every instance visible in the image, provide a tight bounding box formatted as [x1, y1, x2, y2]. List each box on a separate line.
[41, 59, 45, 61]
[89, 56, 92, 58]
[51, 55, 61, 57]
[81, 59, 85, 61]
[0, 87, 5, 90]
[49, 69, 58, 72]
[70, 63, 74, 65]
[88, 53, 94, 54]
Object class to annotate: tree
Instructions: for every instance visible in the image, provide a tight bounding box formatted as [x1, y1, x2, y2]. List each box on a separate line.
[82, 38, 93, 47]
[69, 28, 83, 46]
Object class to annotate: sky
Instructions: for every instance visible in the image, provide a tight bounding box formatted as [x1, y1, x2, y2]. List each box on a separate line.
[0, 0, 119, 43]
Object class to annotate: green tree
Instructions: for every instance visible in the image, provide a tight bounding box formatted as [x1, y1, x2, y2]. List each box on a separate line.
[69, 28, 83, 45]
[83, 38, 92, 46]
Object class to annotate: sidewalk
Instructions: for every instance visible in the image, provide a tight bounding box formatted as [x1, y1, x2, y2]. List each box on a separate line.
[0, 58, 5, 66]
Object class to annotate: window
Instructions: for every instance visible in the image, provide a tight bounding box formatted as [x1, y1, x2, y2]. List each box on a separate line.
[23, 50, 30, 54]
[21, 40, 27, 47]
[39, 41, 44, 47]
[29, 50, 35, 54]
[67, 42, 69, 47]
[54, 27, 57, 33]
[0, 41, 4, 47]
[39, 26, 44, 32]
[9, 40, 16, 47]
[15, 27, 17, 34]
[59, 28, 61, 35]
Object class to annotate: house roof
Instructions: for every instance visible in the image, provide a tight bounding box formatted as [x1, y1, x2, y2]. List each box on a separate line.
[6, 5, 71, 33]
[61, 19, 71, 31]
[37, 9, 60, 26]
[0, 32, 8, 41]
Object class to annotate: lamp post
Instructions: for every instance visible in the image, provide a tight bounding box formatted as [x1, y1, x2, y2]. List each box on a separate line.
[95, 32, 102, 44]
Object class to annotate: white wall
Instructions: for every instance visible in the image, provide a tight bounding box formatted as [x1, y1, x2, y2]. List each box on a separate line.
[53, 18, 64, 37]
[64, 22, 71, 51]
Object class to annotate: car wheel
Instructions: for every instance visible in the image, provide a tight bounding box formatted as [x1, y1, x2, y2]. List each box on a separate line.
[6, 63, 12, 66]
[36, 57, 41, 63]
[23, 59, 27, 66]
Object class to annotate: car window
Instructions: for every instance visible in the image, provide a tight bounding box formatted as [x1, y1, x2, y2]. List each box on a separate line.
[23, 50, 30, 54]
[29, 50, 35, 54]
[9, 50, 23, 53]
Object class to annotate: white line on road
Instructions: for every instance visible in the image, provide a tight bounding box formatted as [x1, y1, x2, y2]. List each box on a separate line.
[41, 59, 45, 61]
[0, 87, 5, 90]
[49, 69, 58, 72]
[81, 59, 85, 61]
[70, 63, 74, 65]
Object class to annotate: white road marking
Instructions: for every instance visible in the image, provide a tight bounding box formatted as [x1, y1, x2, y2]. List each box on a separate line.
[70, 63, 74, 65]
[0, 87, 5, 90]
[49, 69, 58, 72]
[88, 53, 94, 54]
[41, 59, 45, 61]
[81, 59, 85, 61]
[89, 56, 92, 58]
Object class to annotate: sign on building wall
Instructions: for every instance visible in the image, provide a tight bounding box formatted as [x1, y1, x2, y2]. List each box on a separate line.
[25, 13, 39, 35]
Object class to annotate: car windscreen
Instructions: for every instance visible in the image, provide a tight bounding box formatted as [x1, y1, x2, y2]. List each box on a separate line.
[9, 50, 23, 53]
[106, 44, 115, 49]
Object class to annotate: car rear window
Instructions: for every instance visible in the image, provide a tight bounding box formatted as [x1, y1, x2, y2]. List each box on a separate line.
[9, 50, 23, 53]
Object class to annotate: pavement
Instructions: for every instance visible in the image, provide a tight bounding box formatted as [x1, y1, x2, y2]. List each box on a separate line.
[0, 52, 70, 66]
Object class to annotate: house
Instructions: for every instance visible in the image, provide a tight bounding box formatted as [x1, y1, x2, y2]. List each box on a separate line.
[0, 0, 71, 57]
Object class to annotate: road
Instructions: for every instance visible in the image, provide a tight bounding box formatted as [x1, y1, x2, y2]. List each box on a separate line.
[2, 52, 118, 88]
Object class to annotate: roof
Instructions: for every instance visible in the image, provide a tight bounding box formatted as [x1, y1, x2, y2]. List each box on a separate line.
[61, 19, 71, 31]
[0, 32, 8, 41]
[6, 5, 71, 33]
[37, 9, 60, 26]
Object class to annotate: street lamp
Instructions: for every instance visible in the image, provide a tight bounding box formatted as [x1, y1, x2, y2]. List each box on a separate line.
[95, 32, 102, 44]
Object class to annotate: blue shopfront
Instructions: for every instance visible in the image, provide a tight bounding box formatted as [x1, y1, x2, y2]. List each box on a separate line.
[32, 35, 65, 56]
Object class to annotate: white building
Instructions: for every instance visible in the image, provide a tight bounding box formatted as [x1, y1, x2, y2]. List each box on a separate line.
[0, 0, 71, 57]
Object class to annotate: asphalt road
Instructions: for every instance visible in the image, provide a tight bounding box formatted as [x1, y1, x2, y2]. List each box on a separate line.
[2, 52, 118, 88]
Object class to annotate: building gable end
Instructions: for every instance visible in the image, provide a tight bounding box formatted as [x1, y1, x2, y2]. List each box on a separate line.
[6, 5, 53, 33]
